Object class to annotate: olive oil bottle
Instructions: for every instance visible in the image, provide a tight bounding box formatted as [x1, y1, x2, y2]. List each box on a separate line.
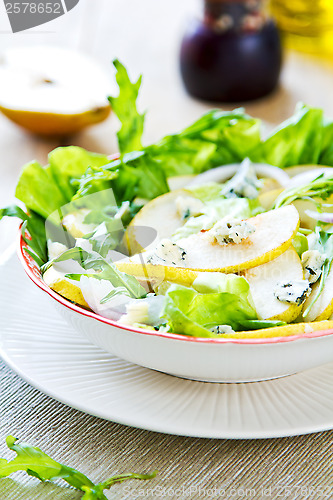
[270, 0, 333, 57]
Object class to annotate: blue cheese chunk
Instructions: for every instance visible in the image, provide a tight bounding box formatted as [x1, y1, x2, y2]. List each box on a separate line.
[301, 250, 326, 284]
[274, 280, 311, 306]
[147, 239, 188, 267]
[220, 159, 261, 199]
[206, 218, 256, 245]
[175, 195, 205, 220]
[210, 325, 235, 335]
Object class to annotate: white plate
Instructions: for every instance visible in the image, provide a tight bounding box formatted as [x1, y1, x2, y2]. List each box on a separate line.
[1, 253, 333, 439]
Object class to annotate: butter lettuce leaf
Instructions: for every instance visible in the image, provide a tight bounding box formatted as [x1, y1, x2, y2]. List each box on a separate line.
[161, 280, 257, 336]
[250, 103, 324, 168]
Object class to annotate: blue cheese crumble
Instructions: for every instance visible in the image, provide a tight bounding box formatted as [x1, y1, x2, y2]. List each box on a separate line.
[210, 325, 235, 335]
[147, 239, 188, 267]
[301, 250, 326, 284]
[175, 195, 205, 220]
[220, 158, 261, 199]
[206, 218, 256, 245]
[274, 280, 311, 306]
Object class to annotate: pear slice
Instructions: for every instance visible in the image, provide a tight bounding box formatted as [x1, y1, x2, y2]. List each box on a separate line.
[220, 321, 333, 339]
[302, 265, 333, 322]
[0, 46, 111, 136]
[175, 205, 299, 272]
[127, 189, 198, 254]
[118, 205, 300, 278]
[243, 247, 303, 322]
[43, 267, 90, 308]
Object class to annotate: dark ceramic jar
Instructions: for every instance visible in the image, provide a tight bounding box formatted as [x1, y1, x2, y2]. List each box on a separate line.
[180, 0, 282, 102]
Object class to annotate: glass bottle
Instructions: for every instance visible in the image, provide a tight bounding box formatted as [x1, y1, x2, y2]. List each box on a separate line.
[180, 0, 282, 102]
[270, 0, 333, 57]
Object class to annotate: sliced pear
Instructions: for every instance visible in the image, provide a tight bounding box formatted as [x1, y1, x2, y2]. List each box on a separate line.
[258, 188, 283, 210]
[120, 206, 300, 275]
[43, 267, 90, 308]
[221, 321, 333, 339]
[0, 46, 111, 136]
[175, 205, 299, 272]
[62, 209, 97, 238]
[126, 189, 196, 254]
[115, 261, 199, 288]
[243, 247, 303, 322]
[302, 265, 333, 322]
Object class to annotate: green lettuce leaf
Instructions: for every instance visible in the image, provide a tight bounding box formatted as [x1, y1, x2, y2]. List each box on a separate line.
[15, 147, 111, 219]
[48, 146, 110, 201]
[161, 279, 257, 336]
[0, 436, 156, 500]
[147, 108, 261, 177]
[46, 247, 147, 301]
[108, 59, 145, 154]
[250, 103, 324, 168]
[319, 118, 333, 165]
[0, 206, 47, 264]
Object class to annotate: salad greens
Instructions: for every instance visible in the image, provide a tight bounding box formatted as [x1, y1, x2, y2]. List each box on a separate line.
[303, 228, 333, 319]
[3, 60, 333, 337]
[162, 276, 284, 337]
[250, 103, 324, 168]
[0, 436, 156, 499]
[108, 59, 145, 155]
[274, 173, 333, 209]
[43, 248, 147, 302]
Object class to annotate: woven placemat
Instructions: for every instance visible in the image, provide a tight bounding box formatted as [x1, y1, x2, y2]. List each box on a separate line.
[1, 360, 333, 499]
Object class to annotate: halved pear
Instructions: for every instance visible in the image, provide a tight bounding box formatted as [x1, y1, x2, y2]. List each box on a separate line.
[0, 46, 111, 136]
[221, 320, 333, 339]
[120, 205, 300, 275]
[302, 265, 333, 322]
[243, 247, 303, 322]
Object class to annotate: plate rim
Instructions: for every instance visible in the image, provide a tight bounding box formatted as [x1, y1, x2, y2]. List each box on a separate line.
[2, 252, 333, 440]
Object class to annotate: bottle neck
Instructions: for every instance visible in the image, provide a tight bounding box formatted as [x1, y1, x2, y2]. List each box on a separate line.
[204, 0, 267, 32]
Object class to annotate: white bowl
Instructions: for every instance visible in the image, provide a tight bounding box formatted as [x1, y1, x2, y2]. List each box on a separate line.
[19, 235, 333, 383]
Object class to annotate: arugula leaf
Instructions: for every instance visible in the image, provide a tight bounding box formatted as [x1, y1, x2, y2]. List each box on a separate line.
[274, 174, 333, 208]
[0, 205, 47, 263]
[147, 108, 261, 177]
[0, 436, 157, 500]
[46, 247, 147, 300]
[108, 59, 145, 155]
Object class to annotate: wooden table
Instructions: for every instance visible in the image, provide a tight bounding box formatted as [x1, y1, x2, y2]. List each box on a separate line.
[1, 0, 333, 498]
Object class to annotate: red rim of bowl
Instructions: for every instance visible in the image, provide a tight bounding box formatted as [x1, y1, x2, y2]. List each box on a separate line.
[18, 229, 333, 345]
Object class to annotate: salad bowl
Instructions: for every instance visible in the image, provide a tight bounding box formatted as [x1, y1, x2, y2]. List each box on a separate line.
[19, 234, 333, 383]
[4, 63, 333, 383]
